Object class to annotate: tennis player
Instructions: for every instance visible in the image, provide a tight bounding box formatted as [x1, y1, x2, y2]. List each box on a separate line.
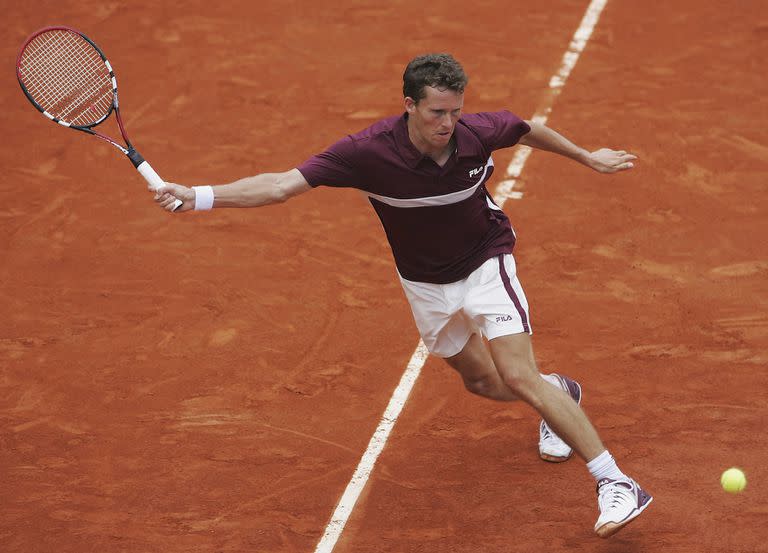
[154, 53, 652, 538]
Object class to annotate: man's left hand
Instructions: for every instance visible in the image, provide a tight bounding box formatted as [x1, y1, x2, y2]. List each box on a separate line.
[587, 148, 638, 173]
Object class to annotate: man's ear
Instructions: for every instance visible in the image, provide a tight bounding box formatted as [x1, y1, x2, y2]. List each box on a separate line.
[404, 96, 416, 114]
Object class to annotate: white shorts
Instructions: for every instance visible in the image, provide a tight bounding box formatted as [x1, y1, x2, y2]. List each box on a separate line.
[399, 254, 532, 358]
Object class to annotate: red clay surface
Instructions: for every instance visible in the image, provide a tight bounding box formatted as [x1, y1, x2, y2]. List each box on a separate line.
[2, 1, 767, 552]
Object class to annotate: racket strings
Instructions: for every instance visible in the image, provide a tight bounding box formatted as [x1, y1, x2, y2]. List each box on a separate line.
[25, 43, 98, 118]
[30, 37, 104, 110]
[20, 30, 114, 126]
[28, 32, 111, 120]
[34, 33, 112, 124]
[24, 36, 111, 124]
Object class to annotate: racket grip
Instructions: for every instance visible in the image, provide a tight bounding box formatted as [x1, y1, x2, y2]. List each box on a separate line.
[128, 149, 183, 211]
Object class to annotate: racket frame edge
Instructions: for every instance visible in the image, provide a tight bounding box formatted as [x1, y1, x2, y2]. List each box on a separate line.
[17, 26, 182, 211]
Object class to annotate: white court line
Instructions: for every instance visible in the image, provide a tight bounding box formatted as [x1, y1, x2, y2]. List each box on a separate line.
[494, 0, 608, 206]
[313, 342, 429, 552]
[313, 1, 609, 551]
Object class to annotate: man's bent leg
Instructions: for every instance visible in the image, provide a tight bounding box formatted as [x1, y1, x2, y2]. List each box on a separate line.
[445, 333, 519, 401]
[452, 331, 652, 536]
[487, 332, 605, 462]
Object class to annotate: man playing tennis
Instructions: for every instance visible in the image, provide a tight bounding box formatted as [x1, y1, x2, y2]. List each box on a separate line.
[154, 53, 652, 538]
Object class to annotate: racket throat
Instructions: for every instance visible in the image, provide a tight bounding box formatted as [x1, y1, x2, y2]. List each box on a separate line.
[126, 148, 147, 168]
[127, 149, 167, 196]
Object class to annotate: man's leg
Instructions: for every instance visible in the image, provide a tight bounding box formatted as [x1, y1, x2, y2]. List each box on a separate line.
[444, 330, 652, 537]
[445, 332, 519, 401]
[486, 332, 652, 537]
[485, 332, 604, 461]
[446, 331, 581, 461]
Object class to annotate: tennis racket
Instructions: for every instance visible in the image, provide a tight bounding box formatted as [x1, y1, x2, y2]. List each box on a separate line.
[16, 26, 182, 211]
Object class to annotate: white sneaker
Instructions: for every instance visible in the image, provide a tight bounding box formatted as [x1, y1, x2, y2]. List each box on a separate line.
[594, 477, 653, 538]
[538, 374, 582, 462]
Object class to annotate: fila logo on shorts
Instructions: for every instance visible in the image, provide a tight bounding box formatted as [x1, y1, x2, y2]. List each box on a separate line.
[399, 254, 532, 358]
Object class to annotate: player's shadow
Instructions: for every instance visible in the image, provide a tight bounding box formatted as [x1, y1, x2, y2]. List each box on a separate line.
[595, 539, 647, 553]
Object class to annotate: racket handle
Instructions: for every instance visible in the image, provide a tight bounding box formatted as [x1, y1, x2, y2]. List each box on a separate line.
[128, 149, 183, 211]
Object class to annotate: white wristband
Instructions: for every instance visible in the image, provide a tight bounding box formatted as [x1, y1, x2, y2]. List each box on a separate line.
[193, 185, 215, 211]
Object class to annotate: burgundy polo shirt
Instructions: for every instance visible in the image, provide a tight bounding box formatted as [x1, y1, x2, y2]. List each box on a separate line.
[297, 111, 531, 284]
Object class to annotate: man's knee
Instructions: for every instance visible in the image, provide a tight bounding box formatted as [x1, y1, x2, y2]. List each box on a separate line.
[463, 374, 495, 397]
[497, 362, 542, 405]
[463, 374, 518, 401]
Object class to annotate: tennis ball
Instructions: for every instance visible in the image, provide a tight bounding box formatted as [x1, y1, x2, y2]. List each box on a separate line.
[720, 467, 746, 494]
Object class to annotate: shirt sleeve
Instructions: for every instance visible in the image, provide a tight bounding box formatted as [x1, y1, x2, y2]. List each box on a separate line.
[465, 111, 531, 152]
[296, 135, 360, 188]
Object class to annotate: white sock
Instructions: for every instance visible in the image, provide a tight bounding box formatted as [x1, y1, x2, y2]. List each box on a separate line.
[586, 450, 627, 482]
[540, 373, 562, 389]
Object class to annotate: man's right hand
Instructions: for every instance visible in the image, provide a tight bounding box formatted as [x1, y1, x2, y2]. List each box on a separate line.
[154, 182, 195, 212]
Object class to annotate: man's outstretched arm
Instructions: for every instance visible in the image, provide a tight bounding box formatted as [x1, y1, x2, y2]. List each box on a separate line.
[153, 168, 312, 212]
[519, 120, 637, 173]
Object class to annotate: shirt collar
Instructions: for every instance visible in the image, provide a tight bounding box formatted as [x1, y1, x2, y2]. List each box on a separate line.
[393, 113, 476, 169]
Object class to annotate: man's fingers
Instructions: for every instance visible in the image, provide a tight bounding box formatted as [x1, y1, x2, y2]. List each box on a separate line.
[151, 182, 192, 211]
[591, 148, 637, 173]
[160, 196, 181, 211]
[601, 160, 634, 173]
[610, 153, 637, 169]
[155, 192, 181, 209]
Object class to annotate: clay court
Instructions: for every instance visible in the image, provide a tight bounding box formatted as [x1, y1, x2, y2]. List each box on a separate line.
[2, 1, 767, 552]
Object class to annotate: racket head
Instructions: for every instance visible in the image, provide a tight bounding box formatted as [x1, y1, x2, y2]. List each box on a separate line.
[17, 26, 116, 129]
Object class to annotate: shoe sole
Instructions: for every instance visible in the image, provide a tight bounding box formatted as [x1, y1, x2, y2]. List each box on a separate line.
[540, 450, 573, 463]
[539, 376, 582, 462]
[595, 496, 654, 538]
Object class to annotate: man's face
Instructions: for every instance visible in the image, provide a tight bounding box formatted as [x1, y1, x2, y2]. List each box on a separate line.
[405, 86, 464, 153]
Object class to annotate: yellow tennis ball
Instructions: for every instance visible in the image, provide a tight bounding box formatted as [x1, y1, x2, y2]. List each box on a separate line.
[721, 468, 746, 493]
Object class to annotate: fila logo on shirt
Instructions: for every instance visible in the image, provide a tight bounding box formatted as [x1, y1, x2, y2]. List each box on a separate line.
[468, 166, 484, 178]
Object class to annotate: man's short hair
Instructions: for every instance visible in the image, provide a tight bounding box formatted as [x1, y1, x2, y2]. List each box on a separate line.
[402, 53, 468, 103]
